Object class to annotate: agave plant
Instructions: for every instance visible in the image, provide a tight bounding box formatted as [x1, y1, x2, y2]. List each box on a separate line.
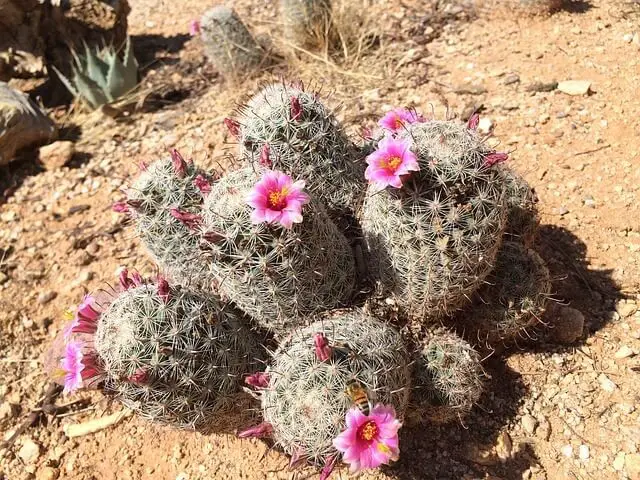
[53, 37, 139, 109]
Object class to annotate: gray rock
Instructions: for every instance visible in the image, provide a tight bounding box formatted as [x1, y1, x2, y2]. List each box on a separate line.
[39, 140, 74, 170]
[0, 82, 56, 166]
[522, 414, 538, 434]
[37, 291, 57, 305]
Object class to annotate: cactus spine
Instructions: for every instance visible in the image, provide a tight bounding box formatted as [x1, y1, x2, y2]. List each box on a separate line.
[200, 168, 355, 335]
[94, 281, 259, 432]
[261, 312, 411, 465]
[362, 119, 507, 320]
[236, 83, 366, 215]
[200, 6, 267, 77]
[500, 167, 539, 247]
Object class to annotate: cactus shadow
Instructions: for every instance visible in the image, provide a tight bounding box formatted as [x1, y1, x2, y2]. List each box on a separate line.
[0, 149, 44, 206]
[386, 358, 533, 480]
[560, 0, 593, 13]
[131, 34, 191, 74]
[534, 224, 624, 337]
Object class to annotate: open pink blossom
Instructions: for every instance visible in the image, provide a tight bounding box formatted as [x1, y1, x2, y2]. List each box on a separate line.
[64, 295, 100, 338]
[60, 341, 101, 394]
[246, 171, 310, 229]
[378, 108, 424, 133]
[365, 137, 419, 190]
[333, 404, 401, 473]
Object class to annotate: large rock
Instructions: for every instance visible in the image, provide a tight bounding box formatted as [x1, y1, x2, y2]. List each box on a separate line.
[0, 82, 57, 166]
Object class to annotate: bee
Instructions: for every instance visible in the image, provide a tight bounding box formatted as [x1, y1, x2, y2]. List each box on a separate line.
[345, 379, 371, 416]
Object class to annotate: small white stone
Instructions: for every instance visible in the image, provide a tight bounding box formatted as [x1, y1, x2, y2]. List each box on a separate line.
[558, 80, 592, 96]
[613, 451, 626, 471]
[18, 439, 40, 464]
[614, 345, 635, 359]
[561, 445, 574, 458]
[598, 373, 617, 392]
[623, 33, 634, 43]
[477, 117, 494, 135]
[579, 445, 590, 460]
[522, 415, 538, 435]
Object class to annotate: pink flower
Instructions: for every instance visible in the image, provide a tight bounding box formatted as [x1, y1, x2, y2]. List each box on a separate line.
[467, 113, 480, 131]
[157, 276, 170, 303]
[290, 96, 302, 121]
[314, 332, 331, 362]
[193, 175, 211, 195]
[378, 108, 424, 133]
[319, 454, 338, 480]
[238, 422, 273, 439]
[128, 368, 149, 385]
[484, 152, 509, 168]
[131, 272, 144, 286]
[119, 268, 136, 290]
[259, 143, 271, 168]
[189, 20, 201, 36]
[224, 118, 240, 138]
[170, 208, 202, 230]
[333, 404, 402, 473]
[64, 295, 100, 338]
[365, 137, 419, 189]
[170, 149, 187, 178]
[246, 171, 310, 229]
[244, 372, 270, 389]
[60, 341, 101, 394]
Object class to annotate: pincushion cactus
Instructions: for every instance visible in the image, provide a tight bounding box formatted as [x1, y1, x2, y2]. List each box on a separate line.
[199, 6, 267, 77]
[456, 241, 551, 347]
[500, 167, 539, 246]
[258, 312, 410, 467]
[410, 328, 484, 424]
[50, 275, 260, 432]
[361, 118, 508, 320]
[117, 151, 213, 287]
[200, 167, 355, 335]
[280, 0, 333, 49]
[235, 83, 365, 215]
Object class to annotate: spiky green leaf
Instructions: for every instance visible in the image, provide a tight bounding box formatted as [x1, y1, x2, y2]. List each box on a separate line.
[52, 66, 79, 97]
[73, 69, 109, 109]
[83, 43, 110, 94]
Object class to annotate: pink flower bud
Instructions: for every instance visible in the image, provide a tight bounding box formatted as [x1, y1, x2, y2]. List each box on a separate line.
[288, 448, 307, 470]
[170, 208, 202, 230]
[112, 201, 129, 213]
[170, 149, 187, 178]
[484, 152, 509, 168]
[138, 161, 148, 171]
[189, 20, 201, 36]
[203, 230, 225, 244]
[259, 143, 272, 168]
[157, 276, 170, 303]
[131, 272, 143, 286]
[319, 454, 337, 480]
[361, 127, 373, 141]
[119, 269, 135, 290]
[194, 175, 211, 195]
[224, 118, 240, 138]
[290, 96, 302, 121]
[244, 372, 270, 389]
[237, 422, 273, 439]
[128, 368, 149, 385]
[314, 332, 331, 362]
[467, 113, 480, 131]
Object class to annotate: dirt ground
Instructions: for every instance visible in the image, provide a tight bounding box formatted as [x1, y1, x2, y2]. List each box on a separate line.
[1, 0, 640, 479]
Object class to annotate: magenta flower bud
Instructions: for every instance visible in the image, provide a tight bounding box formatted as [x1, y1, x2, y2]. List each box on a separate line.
[189, 19, 201, 36]
[170, 149, 187, 178]
[319, 454, 337, 480]
[361, 126, 373, 141]
[237, 422, 273, 439]
[119, 268, 135, 290]
[244, 372, 270, 389]
[157, 276, 170, 303]
[484, 152, 509, 168]
[259, 143, 272, 168]
[170, 208, 202, 230]
[112, 201, 129, 213]
[467, 113, 480, 131]
[131, 272, 143, 286]
[288, 448, 307, 470]
[290, 96, 302, 121]
[224, 118, 240, 138]
[194, 175, 212, 195]
[128, 368, 149, 385]
[203, 230, 225, 244]
[313, 332, 332, 362]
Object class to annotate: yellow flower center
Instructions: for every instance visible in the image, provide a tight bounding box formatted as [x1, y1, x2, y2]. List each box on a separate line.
[382, 155, 403, 173]
[358, 420, 379, 442]
[393, 117, 404, 130]
[267, 187, 289, 210]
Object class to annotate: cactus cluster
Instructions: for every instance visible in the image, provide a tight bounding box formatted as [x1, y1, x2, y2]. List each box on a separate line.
[50, 80, 556, 478]
[362, 120, 507, 320]
[54, 37, 138, 109]
[261, 312, 411, 465]
[200, 167, 356, 335]
[236, 83, 366, 215]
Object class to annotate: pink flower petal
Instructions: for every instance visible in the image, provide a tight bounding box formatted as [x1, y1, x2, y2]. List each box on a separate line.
[345, 407, 367, 429]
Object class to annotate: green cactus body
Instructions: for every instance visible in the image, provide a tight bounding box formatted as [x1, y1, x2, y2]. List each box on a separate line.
[53, 37, 138, 109]
[94, 283, 259, 432]
[361, 120, 507, 320]
[459, 241, 551, 347]
[237, 83, 365, 215]
[200, 6, 266, 77]
[200, 168, 355, 335]
[262, 312, 410, 465]
[280, 0, 332, 48]
[126, 156, 211, 287]
[500, 167, 539, 247]
[411, 328, 484, 424]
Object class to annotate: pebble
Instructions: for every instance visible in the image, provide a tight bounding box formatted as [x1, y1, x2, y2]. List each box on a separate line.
[37, 467, 60, 480]
[583, 195, 596, 208]
[522, 415, 538, 435]
[613, 452, 626, 471]
[0, 272, 8, 284]
[525, 81, 558, 92]
[478, 117, 494, 134]
[598, 373, 617, 392]
[18, 439, 41, 464]
[616, 300, 638, 318]
[37, 291, 57, 305]
[614, 345, 635, 359]
[561, 445, 574, 458]
[626, 453, 640, 477]
[38, 141, 75, 170]
[504, 73, 520, 85]
[454, 83, 487, 95]
[579, 445, 590, 460]
[557, 80, 592, 96]
[624, 33, 634, 43]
